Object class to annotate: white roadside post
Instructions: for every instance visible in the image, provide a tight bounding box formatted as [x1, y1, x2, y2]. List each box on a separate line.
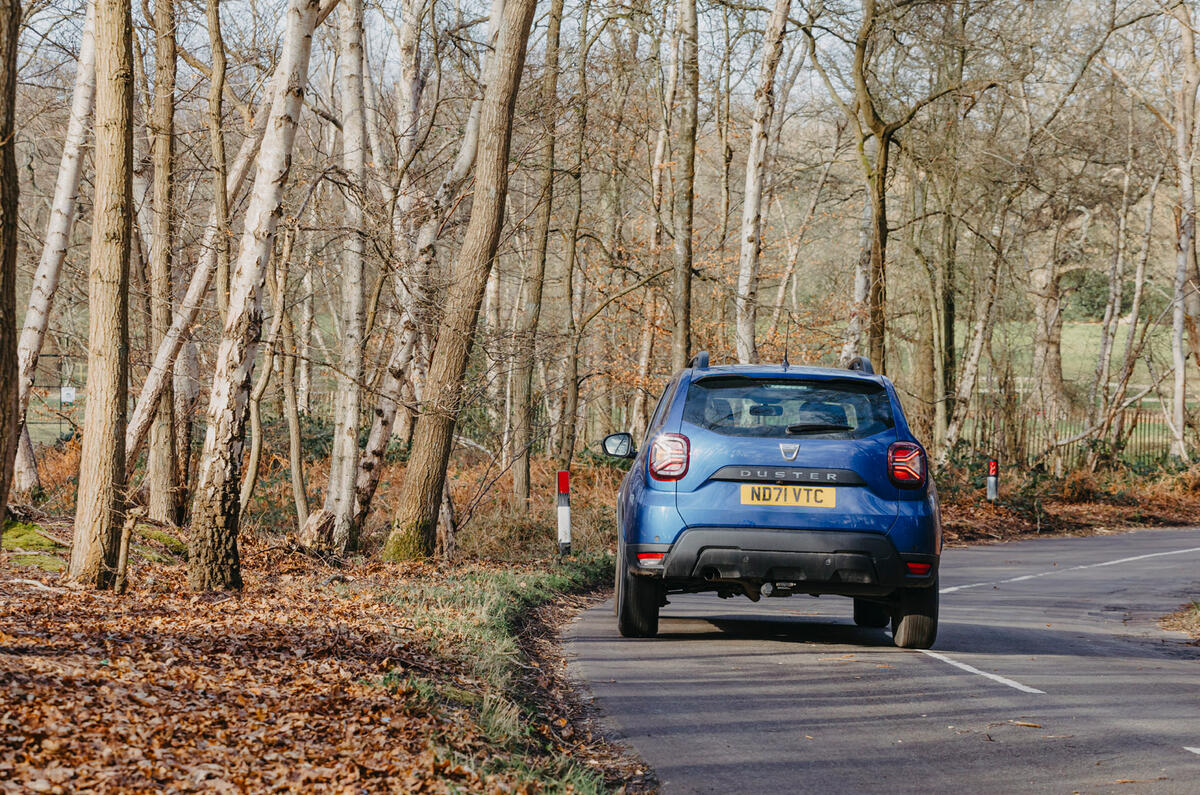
[986, 459, 999, 503]
[557, 470, 571, 556]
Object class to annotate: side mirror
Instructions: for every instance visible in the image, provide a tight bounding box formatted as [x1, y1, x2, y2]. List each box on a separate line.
[602, 432, 636, 459]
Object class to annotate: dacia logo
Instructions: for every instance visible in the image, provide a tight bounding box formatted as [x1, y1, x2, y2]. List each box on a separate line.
[779, 443, 800, 461]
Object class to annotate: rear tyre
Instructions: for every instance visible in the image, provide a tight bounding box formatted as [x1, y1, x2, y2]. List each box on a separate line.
[853, 598, 890, 628]
[617, 565, 661, 638]
[891, 578, 939, 649]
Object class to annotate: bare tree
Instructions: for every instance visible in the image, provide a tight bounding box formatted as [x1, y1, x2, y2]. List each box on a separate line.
[188, 0, 327, 590]
[384, 0, 538, 559]
[0, 0, 18, 514]
[70, 0, 133, 588]
[670, 0, 698, 371]
[734, 0, 790, 364]
[147, 0, 177, 523]
[324, 0, 368, 551]
[511, 0, 564, 503]
[12, 1, 95, 496]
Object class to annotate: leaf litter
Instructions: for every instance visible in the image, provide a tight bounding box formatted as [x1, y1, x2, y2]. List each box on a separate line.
[0, 544, 623, 792]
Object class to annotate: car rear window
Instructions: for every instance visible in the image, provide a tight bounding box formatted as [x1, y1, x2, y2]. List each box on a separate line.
[682, 376, 894, 439]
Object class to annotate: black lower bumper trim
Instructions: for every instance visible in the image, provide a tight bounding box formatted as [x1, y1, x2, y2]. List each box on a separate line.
[656, 527, 935, 594]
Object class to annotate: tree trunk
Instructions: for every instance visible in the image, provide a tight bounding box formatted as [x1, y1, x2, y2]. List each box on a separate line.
[12, 0, 95, 495]
[172, 336, 199, 523]
[206, 0, 230, 320]
[238, 234, 291, 521]
[70, 0, 133, 589]
[734, 0, 790, 364]
[511, 0, 563, 504]
[555, 0, 592, 468]
[629, 298, 659, 442]
[280, 312, 308, 531]
[0, 0, 18, 514]
[12, 426, 38, 497]
[938, 206, 1008, 468]
[1030, 259, 1067, 419]
[124, 99, 269, 468]
[188, 0, 323, 590]
[866, 138, 890, 370]
[350, 0, 499, 525]
[1090, 129, 1132, 422]
[670, 0, 697, 371]
[122, 0, 343, 468]
[147, 0, 177, 524]
[839, 195, 872, 366]
[297, 258, 313, 413]
[383, 0, 537, 559]
[324, 0, 367, 552]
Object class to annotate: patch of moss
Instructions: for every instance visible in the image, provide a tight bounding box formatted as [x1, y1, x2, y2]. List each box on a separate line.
[6, 552, 66, 572]
[135, 525, 187, 557]
[2, 520, 66, 552]
[3, 521, 68, 572]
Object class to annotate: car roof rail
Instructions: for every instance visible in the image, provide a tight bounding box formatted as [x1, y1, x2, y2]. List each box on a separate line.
[846, 356, 875, 374]
[689, 351, 710, 370]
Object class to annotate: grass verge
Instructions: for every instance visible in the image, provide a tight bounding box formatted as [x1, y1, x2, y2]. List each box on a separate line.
[373, 551, 618, 789]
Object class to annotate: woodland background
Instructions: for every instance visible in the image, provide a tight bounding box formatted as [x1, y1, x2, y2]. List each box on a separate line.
[5, 0, 1200, 584]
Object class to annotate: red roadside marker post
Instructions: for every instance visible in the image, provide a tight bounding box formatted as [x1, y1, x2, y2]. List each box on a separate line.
[986, 459, 999, 503]
[557, 471, 571, 556]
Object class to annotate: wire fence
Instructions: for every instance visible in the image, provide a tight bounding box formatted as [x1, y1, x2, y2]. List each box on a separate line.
[962, 394, 1175, 472]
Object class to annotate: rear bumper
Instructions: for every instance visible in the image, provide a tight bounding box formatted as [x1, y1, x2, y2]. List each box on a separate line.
[629, 527, 937, 596]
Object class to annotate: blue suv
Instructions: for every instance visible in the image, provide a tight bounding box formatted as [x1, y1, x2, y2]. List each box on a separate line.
[601, 353, 941, 648]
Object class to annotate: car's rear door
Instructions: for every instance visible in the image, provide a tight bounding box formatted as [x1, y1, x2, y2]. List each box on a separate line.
[671, 373, 899, 533]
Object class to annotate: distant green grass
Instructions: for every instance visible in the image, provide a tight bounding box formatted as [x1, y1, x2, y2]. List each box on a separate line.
[910, 319, 1175, 408]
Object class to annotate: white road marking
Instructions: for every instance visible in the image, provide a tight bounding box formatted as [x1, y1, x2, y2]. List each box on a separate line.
[940, 545, 1200, 594]
[1185, 747, 1200, 756]
[918, 649, 1046, 694]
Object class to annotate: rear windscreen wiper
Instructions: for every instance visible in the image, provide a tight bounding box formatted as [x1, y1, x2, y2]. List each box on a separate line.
[786, 423, 853, 435]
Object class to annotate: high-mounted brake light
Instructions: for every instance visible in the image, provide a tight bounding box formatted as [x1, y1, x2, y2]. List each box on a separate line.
[649, 434, 690, 480]
[888, 442, 926, 489]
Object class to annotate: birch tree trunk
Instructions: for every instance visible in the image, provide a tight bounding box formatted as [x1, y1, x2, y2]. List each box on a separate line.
[383, 0, 537, 559]
[670, 0, 698, 371]
[12, 2, 95, 494]
[734, 0, 790, 364]
[147, 0, 177, 523]
[70, 0, 133, 588]
[123, 65, 270, 469]
[188, 0, 323, 590]
[511, 0, 563, 503]
[1171, 6, 1199, 459]
[0, 0, 18, 514]
[324, 0, 367, 552]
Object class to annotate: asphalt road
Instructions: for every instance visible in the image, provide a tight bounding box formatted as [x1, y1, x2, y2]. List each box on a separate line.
[565, 528, 1200, 793]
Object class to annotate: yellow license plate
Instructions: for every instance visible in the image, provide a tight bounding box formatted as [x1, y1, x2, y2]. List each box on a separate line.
[740, 483, 836, 508]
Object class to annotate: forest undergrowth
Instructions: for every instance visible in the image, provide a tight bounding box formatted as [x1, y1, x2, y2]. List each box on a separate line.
[0, 541, 641, 793]
[5, 451, 1200, 791]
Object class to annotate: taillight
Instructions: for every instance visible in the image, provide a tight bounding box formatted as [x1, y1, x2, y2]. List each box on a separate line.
[649, 434, 690, 480]
[888, 442, 926, 489]
[636, 552, 665, 566]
